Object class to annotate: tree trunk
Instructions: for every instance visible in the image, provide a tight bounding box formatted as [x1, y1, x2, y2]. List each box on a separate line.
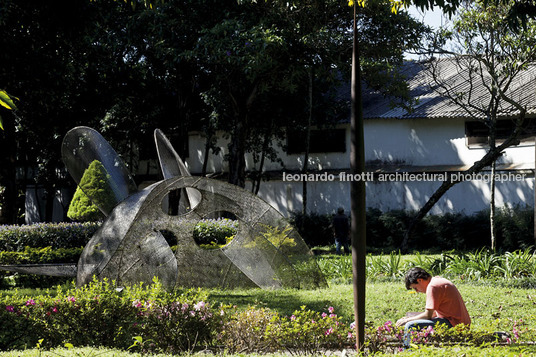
[228, 118, 247, 188]
[0, 111, 19, 224]
[490, 160, 496, 251]
[302, 68, 313, 215]
[252, 127, 271, 195]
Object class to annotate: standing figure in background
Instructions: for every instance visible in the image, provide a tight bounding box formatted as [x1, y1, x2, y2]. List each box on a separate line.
[332, 207, 349, 255]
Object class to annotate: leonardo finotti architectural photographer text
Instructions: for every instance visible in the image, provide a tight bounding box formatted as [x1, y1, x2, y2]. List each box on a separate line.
[282, 171, 527, 183]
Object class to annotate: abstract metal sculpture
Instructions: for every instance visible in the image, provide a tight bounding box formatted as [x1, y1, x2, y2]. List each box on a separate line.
[0, 127, 327, 290]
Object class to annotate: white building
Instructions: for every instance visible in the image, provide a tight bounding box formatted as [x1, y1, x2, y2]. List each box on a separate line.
[185, 59, 536, 217]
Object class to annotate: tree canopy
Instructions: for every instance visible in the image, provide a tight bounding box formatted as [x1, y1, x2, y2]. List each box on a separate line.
[0, 0, 429, 222]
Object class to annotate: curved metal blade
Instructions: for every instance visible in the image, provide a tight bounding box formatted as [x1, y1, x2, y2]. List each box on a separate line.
[154, 129, 201, 214]
[61, 126, 138, 216]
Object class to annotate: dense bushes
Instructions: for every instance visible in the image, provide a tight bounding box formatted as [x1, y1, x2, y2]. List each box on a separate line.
[0, 279, 222, 353]
[289, 212, 333, 247]
[0, 223, 98, 288]
[292, 206, 534, 252]
[0, 222, 98, 251]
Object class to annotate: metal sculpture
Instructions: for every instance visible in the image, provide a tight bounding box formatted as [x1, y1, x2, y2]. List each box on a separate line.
[0, 127, 327, 290]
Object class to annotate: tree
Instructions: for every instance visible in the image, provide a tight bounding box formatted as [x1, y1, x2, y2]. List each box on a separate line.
[189, 0, 429, 188]
[401, 0, 536, 251]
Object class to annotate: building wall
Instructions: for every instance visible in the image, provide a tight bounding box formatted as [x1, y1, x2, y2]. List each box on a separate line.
[364, 117, 535, 167]
[186, 117, 536, 217]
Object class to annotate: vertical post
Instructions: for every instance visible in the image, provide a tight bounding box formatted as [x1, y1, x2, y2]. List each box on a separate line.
[350, 3, 366, 352]
[534, 138, 536, 245]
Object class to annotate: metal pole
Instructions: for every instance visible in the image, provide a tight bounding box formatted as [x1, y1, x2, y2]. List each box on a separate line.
[350, 3, 366, 352]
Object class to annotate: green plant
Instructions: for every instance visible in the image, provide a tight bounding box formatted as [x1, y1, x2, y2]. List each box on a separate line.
[289, 211, 333, 247]
[317, 255, 353, 283]
[193, 218, 238, 247]
[0, 222, 98, 251]
[67, 160, 117, 222]
[265, 306, 352, 355]
[220, 306, 277, 353]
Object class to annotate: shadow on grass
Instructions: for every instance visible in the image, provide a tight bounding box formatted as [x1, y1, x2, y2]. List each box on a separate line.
[208, 286, 353, 319]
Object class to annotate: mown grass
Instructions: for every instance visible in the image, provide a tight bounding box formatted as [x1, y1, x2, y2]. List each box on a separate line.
[207, 280, 536, 332]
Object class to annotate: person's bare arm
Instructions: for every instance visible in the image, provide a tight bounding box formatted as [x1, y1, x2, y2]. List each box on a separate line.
[395, 309, 434, 327]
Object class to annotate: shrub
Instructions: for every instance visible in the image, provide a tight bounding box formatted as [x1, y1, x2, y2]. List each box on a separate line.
[220, 307, 278, 353]
[193, 218, 238, 247]
[220, 305, 353, 354]
[67, 160, 117, 222]
[0, 278, 224, 352]
[0, 222, 99, 251]
[304, 206, 535, 252]
[0, 247, 82, 265]
[0, 246, 82, 288]
[266, 305, 351, 354]
[289, 211, 333, 247]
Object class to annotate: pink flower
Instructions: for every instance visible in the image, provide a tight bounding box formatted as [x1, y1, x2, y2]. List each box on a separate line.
[322, 312, 328, 318]
[194, 301, 205, 311]
[290, 315, 296, 321]
[5, 305, 14, 312]
[328, 306, 334, 313]
[325, 327, 333, 336]
[25, 299, 35, 306]
[67, 296, 76, 303]
[52, 307, 58, 313]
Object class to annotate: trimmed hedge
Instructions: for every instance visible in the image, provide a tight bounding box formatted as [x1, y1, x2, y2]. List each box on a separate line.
[0, 246, 82, 265]
[0, 222, 99, 251]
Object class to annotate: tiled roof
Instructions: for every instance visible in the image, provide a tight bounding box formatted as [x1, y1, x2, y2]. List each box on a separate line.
[362, 57, 536, 120]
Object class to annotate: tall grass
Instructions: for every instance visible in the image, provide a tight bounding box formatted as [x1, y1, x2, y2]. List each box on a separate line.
[316, 248, 536, 285]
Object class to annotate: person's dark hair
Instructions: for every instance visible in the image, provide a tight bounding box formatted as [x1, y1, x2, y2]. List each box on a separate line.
[404, 267, 431, 290]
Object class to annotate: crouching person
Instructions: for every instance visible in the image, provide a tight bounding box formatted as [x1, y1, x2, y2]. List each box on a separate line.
[395, 267, 471, 348]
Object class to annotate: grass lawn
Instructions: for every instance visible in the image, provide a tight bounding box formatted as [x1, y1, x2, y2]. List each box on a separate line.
[207, 279, 536, 332]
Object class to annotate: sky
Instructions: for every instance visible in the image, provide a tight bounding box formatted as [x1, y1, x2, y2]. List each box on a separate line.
[405, 6, 453, 60]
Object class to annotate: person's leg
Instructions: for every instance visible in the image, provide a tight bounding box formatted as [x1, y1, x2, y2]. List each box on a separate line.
[403, 318, 452, 348]
[335, 237, 341, 254]
[343, 239, 350, 254]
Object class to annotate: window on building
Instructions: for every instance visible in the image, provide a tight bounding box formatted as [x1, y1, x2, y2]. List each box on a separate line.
[465, 118, 536, 147]
[287, 128, 346, 154]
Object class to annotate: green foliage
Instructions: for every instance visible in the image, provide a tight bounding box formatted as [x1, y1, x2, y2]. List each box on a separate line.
[295, 207, 534, 252]
[0, 278, 223, 352]
[67, 160, 117, 222]
[220, 305, 352, 354]
[220, 306, 277, 353]
[289, 211, 333, 247]
[1, 267, 536, 354]
[193, 218, 238, 247]
[0, 222, 98, 251]
[266, 306, 351, 354]
[0, 246, 82, 265]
